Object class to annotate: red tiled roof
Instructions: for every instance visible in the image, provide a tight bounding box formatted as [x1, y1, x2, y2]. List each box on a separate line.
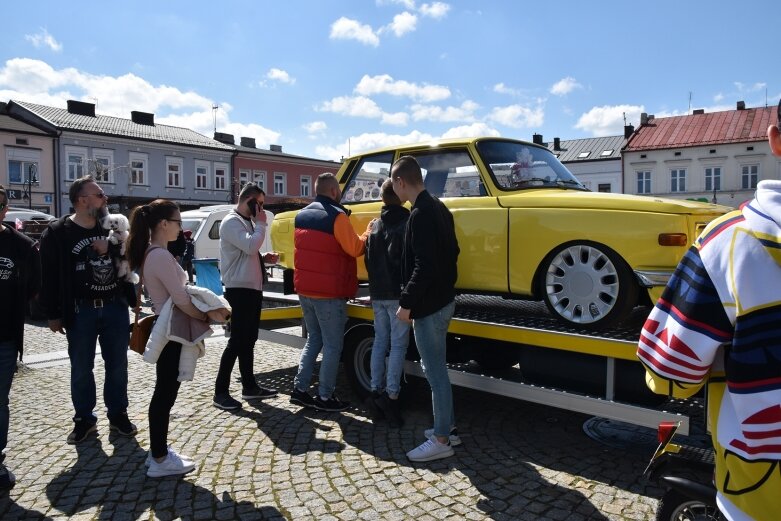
[625, 106, 777, 151]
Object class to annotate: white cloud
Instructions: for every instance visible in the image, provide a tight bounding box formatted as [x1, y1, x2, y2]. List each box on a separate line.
[487, 104, 544, 128]
[574, 104, 644, 136]
[377, 0, 416, 9]
[354, 74, 450, 102]
[317, 95, 383, 118]
[411, 100, 479, 122]
[330, 17, 380, 47]
[303, 121, 328, 133]
[265, 68, 295, 84]
[441, 123, 500, 138]
[734, 81, 767, 92]
[384, 12, 418, 37]
[713, 93, 724, 102]
[381, 111, 409, 125]
[419, 2, 451, 18]
[550, 77, 582, 96]
[24, 28, 62, 52]
[315, 129, 434, 161]
[493, 82, 521, 96]
[0, 57, 280, 147]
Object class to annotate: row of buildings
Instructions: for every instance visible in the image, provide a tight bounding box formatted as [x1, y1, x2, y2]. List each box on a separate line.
[0, 99, 339, 216]
[1, 98, 778, 217]
[541, 101, 779, 208]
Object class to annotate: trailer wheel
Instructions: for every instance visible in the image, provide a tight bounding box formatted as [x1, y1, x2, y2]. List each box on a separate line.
[343, 324, 375, 401]
[541, 241, 638, 330]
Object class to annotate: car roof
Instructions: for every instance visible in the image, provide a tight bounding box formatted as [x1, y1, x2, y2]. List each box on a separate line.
[5, 208, 55, 220]
[341, 136, 545, 161]
[180, 204, 233, 217]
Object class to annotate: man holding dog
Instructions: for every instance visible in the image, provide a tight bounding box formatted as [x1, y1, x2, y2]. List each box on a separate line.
[40, 175, 136, 444]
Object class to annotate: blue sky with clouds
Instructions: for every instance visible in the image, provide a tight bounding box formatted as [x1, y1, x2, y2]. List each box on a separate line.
[1, 0, 778, 161]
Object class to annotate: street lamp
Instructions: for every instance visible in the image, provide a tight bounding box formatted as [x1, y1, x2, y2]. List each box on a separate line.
[26, 164, 38, 209]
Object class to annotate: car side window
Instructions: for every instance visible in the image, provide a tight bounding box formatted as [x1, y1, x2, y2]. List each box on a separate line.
[409, 149, 483, 198]
[341, 152, 394, 203]
[208, 220, 221, 240]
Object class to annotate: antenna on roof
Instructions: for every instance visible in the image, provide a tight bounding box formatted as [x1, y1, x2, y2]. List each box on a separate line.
[688, 91, 692, 114]
[212, 104, 219, 133]
[623, 112, 627, 126]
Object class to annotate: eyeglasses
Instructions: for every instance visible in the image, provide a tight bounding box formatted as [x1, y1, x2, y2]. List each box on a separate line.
[166, 219, 183, 227]
[80, 191, 107, 199]
[0, 202, 7, 211]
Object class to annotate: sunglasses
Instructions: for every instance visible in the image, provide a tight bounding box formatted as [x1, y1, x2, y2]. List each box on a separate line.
[166, 218, 183, 226]
[0, 202, 6, 211]
[80, 191, 107, 199]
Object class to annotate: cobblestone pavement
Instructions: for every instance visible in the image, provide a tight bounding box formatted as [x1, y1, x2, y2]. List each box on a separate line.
[2, 320, 666, 520]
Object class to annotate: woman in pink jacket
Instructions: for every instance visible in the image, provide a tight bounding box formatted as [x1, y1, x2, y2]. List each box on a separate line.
[127, 199, 227, 478]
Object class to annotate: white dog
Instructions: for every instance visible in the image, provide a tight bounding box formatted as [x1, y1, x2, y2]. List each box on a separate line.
[100, 212, 139, 284]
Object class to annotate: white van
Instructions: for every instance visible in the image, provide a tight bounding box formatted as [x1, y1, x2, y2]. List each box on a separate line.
[180, 204, 274, 262]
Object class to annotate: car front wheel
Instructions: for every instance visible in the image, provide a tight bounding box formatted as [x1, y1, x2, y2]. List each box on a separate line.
[541, 241, 637, 329]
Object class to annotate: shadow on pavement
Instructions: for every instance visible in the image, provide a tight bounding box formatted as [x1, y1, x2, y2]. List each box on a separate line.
[44, 431, 286, 520]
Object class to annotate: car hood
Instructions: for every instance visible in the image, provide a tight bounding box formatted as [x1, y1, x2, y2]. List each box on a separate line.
[496, 189, 733, 215]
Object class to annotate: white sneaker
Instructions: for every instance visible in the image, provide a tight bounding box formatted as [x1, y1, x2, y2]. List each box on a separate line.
[407, 437, 454, 462]
[145, 447, 195, 467]
[146, 449, 196, 477]
[424, 427, 462, 447]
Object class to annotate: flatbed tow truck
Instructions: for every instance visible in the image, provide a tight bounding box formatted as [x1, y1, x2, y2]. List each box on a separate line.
[258, 290, 691, 436]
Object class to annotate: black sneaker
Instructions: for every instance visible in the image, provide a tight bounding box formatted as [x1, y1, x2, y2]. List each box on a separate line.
[289, 389, 317, 409]
[213, 393, 242, 410]
[374, 392, 403, 427]
[108, 413, 138, 436]
[242, 385, 278, 399]
[364, 391, 384, 420]
[67, 419, 97, 445]
[0, 464, 15, 491]
[313, 395, 350, 412]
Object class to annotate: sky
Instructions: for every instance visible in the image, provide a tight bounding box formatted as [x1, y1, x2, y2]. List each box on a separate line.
[1, 0, 779, 162]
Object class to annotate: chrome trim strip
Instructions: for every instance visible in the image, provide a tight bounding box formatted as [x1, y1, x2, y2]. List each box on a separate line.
[634, 270, 673, 287]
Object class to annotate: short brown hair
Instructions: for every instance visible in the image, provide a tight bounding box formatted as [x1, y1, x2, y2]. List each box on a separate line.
[391, 156, 423, 186]
[68, 175, 96, 205]
[381, 178, 400, 205]
[238, 182, 265, 202]
[315, 172, 338, 195]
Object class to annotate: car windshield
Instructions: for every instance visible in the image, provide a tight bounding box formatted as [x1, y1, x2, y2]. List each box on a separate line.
[182, 219, 203, 234]
[476, 140, 586, 191]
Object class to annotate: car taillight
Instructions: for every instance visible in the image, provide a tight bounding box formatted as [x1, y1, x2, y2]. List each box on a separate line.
[657, 421, 678, 444]
[658, 233, 688, 246]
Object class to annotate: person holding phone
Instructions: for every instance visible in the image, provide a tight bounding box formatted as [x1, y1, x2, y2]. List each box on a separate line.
[213, 183, 278, 410]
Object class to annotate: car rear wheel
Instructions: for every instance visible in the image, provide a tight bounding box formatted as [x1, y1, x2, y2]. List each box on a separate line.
[541, 241, 637, 329]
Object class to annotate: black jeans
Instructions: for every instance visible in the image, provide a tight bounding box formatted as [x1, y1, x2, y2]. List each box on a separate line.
[149, 341, 182, 459]
[215, 288, 263, 395]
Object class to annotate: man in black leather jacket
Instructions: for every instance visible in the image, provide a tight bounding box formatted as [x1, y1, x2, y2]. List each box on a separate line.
[364, 179, 410, 427]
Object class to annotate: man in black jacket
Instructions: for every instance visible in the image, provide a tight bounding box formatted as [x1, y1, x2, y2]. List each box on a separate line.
[39, 176, 137, 445]
[0, 185, 41, 490]
[392, 156, 460, 462]
[364, 179, 410, 427]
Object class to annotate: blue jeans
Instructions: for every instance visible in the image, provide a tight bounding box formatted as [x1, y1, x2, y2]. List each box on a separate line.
[294, 296, 347, 400]
[370, 300, 410, 397]
[0, 341, 17, 457]
[65, 299, 130, 422]
[412, 300, 456, 438]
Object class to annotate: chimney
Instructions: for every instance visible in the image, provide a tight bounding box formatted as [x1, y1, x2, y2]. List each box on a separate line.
[130, 111, 154, 125]
[553, 137, 561, 151]
[240, 137, 256, 148]
[213, 132, 235, 145]
[736, 100, 746, 110]
[693, 109, 705, 115]
[624, 124, 635, 139]
[270, 144, 282, 152]
[67, 100, 96, 117]
[640, 112, 648, 125]
[532, 133, 543, 145]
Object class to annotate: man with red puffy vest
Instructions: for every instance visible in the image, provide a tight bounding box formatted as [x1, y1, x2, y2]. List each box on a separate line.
[290, 173, 372, 412]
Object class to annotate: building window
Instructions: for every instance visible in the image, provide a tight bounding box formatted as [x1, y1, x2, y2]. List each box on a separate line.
[636, 171, 651, 194]
[195, 160, 209, 190]
[215, 162, 228, 190]
[705, 167, 721, 192]
[253, 170, 266, 192]
[274, 172, 286, 195]
[598, 183, 611, 193]
[8, 160, 39, 185]
[741, 164, 759, 189]
[239, 169, 250, 189]
[300, 176, 311, 197]
[670, 168, 686, 192]
[129, 152, 148, 185]
[65, 147, 88, 181]
[578, 151, 590, 158]
[166, 157, 183, 187]
[91, 150, 113, 183]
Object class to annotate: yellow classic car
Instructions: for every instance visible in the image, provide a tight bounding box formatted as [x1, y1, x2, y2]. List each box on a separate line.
[271, 137, 730, 330]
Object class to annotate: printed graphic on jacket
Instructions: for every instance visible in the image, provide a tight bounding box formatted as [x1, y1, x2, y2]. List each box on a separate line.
[71, 234, 118, 297]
